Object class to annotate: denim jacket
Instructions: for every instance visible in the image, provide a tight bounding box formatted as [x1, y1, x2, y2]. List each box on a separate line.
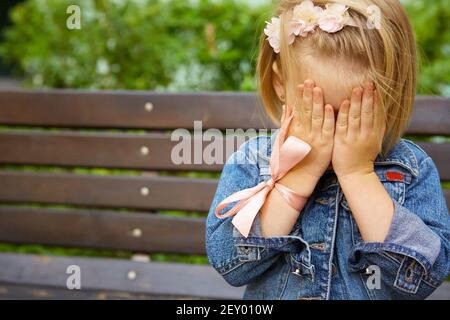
[206, 131, 450, 300]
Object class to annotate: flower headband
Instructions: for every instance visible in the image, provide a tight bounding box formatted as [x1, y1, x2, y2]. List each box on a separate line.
[264, 1, 357, 53]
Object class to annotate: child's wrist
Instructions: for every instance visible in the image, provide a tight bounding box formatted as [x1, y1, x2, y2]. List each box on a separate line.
[274, 183, 309, 212]
[278, 169, 320, 198]
[335, 164, 375, 181]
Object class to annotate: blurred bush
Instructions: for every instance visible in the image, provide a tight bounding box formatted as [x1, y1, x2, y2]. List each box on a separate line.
[0, 0, 270, 91]
[404, 0, 450, 96]
[0, 0, 449, 95]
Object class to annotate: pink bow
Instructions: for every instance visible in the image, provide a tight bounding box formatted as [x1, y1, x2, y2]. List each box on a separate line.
[214, 105, 312, 238]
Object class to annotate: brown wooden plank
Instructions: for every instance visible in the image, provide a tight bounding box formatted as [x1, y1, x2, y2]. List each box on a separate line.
[1, 132, 449, 178]
[0, 89, 270, 130]
[416, 142, 450, 181]
[0, 131, 254, 172]
[427, 282, 450, 300]
[408, 96, 450, 136]
[0, 255, 447, 300]
[0, 173, 447, 214]
[0, 171, 217, 212]
[0, 253, 245, 299]
[0, 90, 448, 134]
[0, 274, 448, 300]
[0, 284, 193, 300]
[0, 206, 205, 254]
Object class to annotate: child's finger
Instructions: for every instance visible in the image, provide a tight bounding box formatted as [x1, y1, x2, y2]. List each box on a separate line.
[311, 86, 324, 134]
[361, 82, 374, 136]
[322, 104, 335, 140]
[302, 79, 315, 133]
[373, 90, 386, 135]
[293, 84, 304, 127]
[348, 86, 362, 140]
[336, 99, 350, 138]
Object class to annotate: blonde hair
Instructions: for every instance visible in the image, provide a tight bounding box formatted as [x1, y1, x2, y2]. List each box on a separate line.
[257, 0, 417, 157]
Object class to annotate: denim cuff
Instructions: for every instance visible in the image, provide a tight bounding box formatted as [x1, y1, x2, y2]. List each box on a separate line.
[385, 198, 441, 267]
[349, 198, 441, 275]
[232, 214, 309, 254]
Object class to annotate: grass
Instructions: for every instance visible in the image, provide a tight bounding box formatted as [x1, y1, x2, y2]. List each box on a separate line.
[0, 243, 208, 264]
[0, 243, 133, 259]
[0, 164, 142, 176]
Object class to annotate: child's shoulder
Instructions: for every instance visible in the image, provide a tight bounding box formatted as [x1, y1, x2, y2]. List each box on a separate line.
[399, 138, 432, 167]
[389, 138, 439, 179]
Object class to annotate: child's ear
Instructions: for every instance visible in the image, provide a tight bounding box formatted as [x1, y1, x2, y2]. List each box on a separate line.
[272, 61, 285, 102]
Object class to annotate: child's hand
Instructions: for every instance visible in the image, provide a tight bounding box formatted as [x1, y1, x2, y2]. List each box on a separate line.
[332, 82, 386, 179]
[280, 79, 335, 196]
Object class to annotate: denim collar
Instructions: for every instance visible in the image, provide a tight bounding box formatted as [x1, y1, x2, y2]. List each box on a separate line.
[373, 139, 419, 177]
[269, 130, 419, 178]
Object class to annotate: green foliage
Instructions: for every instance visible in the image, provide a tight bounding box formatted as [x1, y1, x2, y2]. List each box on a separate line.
[1, 0, 449, 95]
[403, 0, 450, 95]
[0, 0, 271, 91]
[0, 242, 133, 259]
[0, 243, 208, 264]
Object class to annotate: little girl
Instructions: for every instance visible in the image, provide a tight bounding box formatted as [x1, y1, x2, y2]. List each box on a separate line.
[206, 0, 450, 300]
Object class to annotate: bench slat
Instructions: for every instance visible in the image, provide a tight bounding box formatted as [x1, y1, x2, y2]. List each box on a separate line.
[0, 171, 448, 211]
[428, 282, 450, 300]
[415, 142, 450, 181]
[0, 253, 244, 299]
[0, 284, 180, 300]
[3, 282, 448, 300]
[0, 90, 269, 130]
[0, 90, 449, 134]
[0, 171, 216, 212]
[407, 97, 450, 136]
[0, 206, 205, 254]
[0, 253, 447, 300]
[1, 131, 449, 179]
[0, 131, 237, 172]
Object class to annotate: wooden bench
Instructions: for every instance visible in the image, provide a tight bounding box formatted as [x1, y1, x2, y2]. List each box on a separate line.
[0, 89, 448, 299]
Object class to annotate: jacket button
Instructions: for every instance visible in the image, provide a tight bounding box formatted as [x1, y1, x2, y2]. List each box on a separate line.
[293, 268, 301, 275]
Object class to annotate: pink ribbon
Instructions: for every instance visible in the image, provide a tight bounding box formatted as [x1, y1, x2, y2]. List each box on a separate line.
[214, 105, 312, 238]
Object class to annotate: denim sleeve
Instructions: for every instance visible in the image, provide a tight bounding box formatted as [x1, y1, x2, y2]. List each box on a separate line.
[205, 138, 309, 287]
[348, 157, 450, 298]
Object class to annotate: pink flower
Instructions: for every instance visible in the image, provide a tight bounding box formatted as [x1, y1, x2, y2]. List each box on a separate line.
[318, 3, 352, 33]
[264, 17, 295, 53]
[264, 17, 281, 53]
[291, 0, 323, 37]
[264, 2, 356, 53]
[318, 17, 344, 33]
